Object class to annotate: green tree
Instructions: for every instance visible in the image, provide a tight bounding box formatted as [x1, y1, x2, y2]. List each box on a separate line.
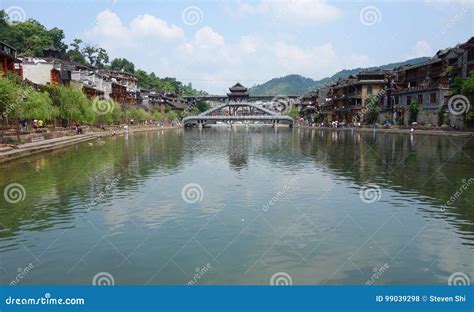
[82, 45, 109, 68]
[58, 86, 97, 124]
[165, 111, 177, 121]
[110, 58, 135, 73]
[67, 38, 86, 64]
[461, 72, 474, 95]
[20, 91, 58, 121]
[364, 95, 381, 124]
[450, 76, 463, 95]
[151, 110, 164, 121]
[286, 107, 299, 119]
[408, 99, 420, 124]
[195, 101, 210, 112]
[0, 16, 67, 56]
[0, 77, 20, 118]
[123, 107, 150, 123]
[94, 99, 122, 124]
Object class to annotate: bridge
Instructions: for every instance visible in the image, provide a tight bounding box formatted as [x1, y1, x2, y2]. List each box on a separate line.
[182, 83, 300, 128]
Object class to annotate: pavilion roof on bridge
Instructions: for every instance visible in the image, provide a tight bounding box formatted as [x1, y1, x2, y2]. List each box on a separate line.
[227, 82, 249, 97]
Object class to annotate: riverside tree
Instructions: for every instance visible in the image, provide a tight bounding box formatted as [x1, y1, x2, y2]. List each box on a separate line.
[20, 91, 58, 121]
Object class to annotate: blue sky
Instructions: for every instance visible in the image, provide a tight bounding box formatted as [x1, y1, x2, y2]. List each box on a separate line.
[2, 0, 473, 93]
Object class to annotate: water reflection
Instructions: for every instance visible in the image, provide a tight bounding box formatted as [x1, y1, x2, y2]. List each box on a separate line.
[0, 128, 472, 285]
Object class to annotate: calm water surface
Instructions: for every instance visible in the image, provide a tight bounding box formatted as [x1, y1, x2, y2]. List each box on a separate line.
[0, 128, 473, 285]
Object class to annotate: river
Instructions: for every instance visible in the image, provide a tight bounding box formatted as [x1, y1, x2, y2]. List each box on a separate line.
[0, 128, 473, 285]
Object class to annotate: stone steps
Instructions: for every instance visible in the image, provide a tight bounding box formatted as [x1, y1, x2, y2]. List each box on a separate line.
[0, 133, 100, 163]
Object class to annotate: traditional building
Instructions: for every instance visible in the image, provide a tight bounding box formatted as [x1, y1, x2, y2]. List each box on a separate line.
[21, 57, 74, 86]
[321, 70, 389, 123]
[299, 91, 318, 121]
[71, 68, 109, 99]
[459, 37, 474, 79]
[99, 70, 139, 106]
[227, 82, 249, 100]
[0, 42, 22, 78]
[390, 46, 464, 125]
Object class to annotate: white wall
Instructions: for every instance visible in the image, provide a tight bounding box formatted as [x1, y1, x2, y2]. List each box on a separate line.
[22, 63, 53, 85]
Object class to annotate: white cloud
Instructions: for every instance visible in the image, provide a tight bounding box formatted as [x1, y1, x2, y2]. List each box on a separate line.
[405, 40, 433, 59]
[235, 0, 342, 24]
[85, 10, 184, 49]
[129, 14, 184, 39]
[348, 53, 372, 68]
[84, 10, 371, 93]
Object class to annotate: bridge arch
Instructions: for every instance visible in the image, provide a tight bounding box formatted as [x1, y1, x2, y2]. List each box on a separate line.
[183, 83, 295, 128]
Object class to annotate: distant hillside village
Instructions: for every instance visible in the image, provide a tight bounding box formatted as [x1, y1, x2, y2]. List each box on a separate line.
[0, 11, 209, 131]
[297, 37, 474, 129]
[0, 11, 473, 131]
[1, 43, 200, 116]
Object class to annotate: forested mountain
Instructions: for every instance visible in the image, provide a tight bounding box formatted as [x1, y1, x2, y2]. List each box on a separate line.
[249, 57, 430, 95]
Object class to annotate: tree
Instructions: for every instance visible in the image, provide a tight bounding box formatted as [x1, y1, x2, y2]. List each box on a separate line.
[450, 76, 463, 95]
[98, 100, 122, 124]
[151, 110, 164, 122]
[0, 10, 11, 40]
[67, 38, 86, 64]
[461, 72, 474, 95]
[286, 107, 299, 119]
[47, 27, 68, 53]
[58, 86, 97, 124]
[195, 101, 210, 112]
[0, 16, 68, 57]
[20, 91, 58, 121]
[364, 95, 381, 124]
[165, 111, 178, 121]
[82, 45, 109, 68]
[0, 77, 20, 120]
[408, 99, 419, 124]
[110, 58, 135, 73]
[123, 107, 150, 123]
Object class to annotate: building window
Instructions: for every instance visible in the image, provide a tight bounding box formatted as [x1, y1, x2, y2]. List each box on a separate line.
[367, 85, 373, 95]
[395, 96, 399, 105]
[417, 94, 423, 104]
[430, 93, 436, 104]
[407, 96, 411, 105]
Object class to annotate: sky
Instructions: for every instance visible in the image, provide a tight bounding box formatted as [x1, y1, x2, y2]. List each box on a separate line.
[1, 0, 473, 93]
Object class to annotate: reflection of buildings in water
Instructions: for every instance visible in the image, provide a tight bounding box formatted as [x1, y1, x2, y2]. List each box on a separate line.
[310, 130, 474, 243]
[227, 131, 249, 170]
[410, 133, 415, 150]
[331, 131, 340, 142]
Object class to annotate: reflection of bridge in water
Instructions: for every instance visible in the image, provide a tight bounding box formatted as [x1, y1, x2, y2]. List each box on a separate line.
[183, 83, 301, 128]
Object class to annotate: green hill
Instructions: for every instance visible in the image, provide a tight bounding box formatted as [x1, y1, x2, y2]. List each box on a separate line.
[248, 57, 430, 95]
